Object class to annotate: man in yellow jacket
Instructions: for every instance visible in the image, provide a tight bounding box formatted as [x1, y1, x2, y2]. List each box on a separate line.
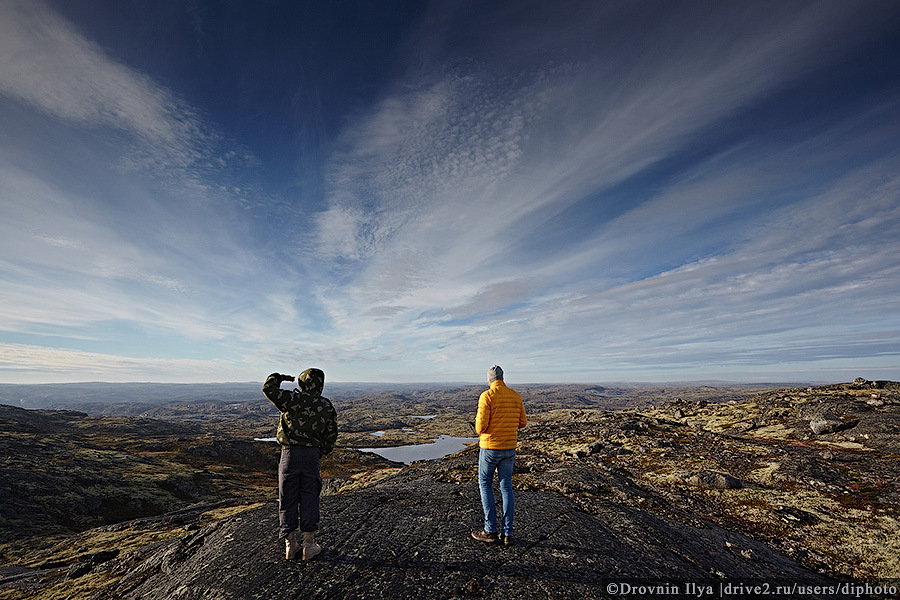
[471, 365, 527, 546]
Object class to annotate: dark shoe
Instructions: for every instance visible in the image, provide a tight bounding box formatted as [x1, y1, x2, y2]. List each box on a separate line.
[471, 529, 499, 543]
[499, 534, 512, 546]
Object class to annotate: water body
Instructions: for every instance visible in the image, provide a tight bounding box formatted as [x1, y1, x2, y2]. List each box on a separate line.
[357, 435, 477, 465]
[254, 434, 478, 465]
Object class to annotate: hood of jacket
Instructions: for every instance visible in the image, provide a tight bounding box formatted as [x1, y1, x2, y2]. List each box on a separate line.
[297, 368, 325, 397]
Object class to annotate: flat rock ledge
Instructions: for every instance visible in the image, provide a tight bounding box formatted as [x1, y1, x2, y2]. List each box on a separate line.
[82, 454, 841, 600]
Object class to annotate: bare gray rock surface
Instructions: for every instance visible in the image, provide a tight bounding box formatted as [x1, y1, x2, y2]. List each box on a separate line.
[809, 414, 849, 435]
[93, 451, 836, 600]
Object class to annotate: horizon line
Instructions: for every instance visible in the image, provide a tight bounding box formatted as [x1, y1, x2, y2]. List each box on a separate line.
[0, 379, 843, 387]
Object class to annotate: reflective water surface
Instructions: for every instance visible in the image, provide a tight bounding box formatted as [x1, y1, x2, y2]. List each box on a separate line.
[357, 435, 477, 465]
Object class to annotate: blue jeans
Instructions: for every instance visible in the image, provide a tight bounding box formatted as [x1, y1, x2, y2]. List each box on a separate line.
[478, 448, 516, 536]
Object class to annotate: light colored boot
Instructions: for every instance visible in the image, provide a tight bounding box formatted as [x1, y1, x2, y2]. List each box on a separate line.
[284, 531, 299, 560]
[302, 531, 321, 561]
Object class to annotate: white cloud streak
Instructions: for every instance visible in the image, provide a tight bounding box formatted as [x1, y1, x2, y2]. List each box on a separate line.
[0, 0, 259, 194]
[0, 1, 194, 155]
[0, 342, 236, 382]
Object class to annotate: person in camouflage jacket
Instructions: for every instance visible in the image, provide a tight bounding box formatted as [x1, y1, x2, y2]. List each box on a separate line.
[263, 368, 338, 560]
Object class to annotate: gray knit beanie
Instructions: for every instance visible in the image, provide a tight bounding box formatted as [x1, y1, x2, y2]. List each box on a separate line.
[487, 365, 504, 383]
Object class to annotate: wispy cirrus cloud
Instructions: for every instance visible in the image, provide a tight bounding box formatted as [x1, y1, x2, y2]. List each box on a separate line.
[0, 341, 237, 380]
[408, 149, 900, 379]
[315, 70, 548, 264]
[302, 0, 900, 378]
[0, 1, 194, 153]
[0, 0, 257, 190]
[0, 1, 288, 380]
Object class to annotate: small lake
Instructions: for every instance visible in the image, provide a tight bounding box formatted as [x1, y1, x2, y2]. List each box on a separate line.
[253, 434, 478, 465]
[357, 435, 477, 465]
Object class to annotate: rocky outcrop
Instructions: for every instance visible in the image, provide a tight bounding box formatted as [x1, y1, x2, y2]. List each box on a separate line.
[809, 413, 851, 435]
[680, 470, 743, 490]
[77, 454, 836, 600]
[2, 380, 898, 599]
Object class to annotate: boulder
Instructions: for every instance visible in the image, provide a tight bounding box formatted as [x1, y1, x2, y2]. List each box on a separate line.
[682, 470, 743, 489]
[809, 414, 845, 435]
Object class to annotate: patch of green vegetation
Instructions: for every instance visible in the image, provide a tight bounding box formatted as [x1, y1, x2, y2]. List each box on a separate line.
[744, 519, 793, 538]
[832, 489, 888, 513]
[434, 466, 478, 484]
[732, 495, 774, 511]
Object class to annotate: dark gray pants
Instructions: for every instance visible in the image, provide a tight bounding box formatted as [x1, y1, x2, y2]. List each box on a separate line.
[278, 446, 322, 538]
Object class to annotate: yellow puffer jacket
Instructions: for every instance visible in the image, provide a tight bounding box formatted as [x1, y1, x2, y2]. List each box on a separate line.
[475, 380, 527, 450]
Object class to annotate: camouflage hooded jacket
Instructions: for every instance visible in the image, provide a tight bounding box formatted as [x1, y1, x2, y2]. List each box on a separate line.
[263, 369, 338, 455]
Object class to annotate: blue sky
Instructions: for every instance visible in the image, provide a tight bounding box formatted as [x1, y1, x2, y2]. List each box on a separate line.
[1, 0, 899, 384]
